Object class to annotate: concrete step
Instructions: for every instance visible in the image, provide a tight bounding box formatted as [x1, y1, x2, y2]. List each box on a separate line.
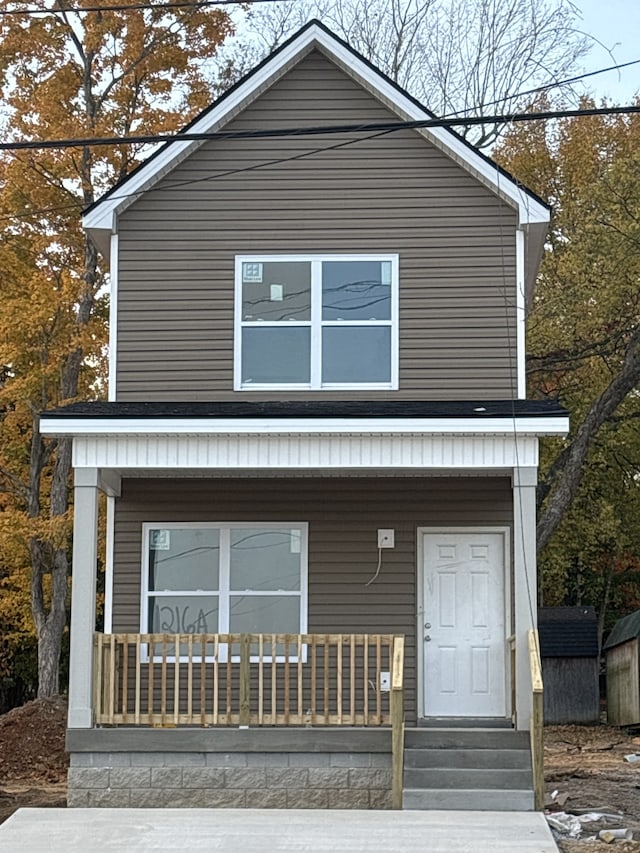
[417, 717, 512, 728]
[404, 727, 529, 750]
[404, 747, 532, 770]
[403, 787, 535, 811]
[404, 767, 533, 790]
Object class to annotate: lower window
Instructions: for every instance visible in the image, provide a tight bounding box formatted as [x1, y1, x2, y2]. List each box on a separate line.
[142, 522, 308, 660]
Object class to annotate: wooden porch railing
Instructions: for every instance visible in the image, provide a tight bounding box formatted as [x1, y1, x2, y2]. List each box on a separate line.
[390, 635, 404, 810]
[528, 628, 544, 810]
[94, 632, 406, 808]
[94, 632, 404, 728]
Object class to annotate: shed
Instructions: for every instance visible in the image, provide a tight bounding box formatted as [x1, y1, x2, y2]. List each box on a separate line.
[538, 607, 599, 725]
[604, 610, 640, 726]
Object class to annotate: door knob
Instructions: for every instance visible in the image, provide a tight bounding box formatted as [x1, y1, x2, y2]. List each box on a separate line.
[425, 634, 431, 642]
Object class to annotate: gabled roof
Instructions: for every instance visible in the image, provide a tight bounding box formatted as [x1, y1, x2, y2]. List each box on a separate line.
[538, 607, 598, 658]
[83, 20, 550, 294]
[604, 610, 640, 651]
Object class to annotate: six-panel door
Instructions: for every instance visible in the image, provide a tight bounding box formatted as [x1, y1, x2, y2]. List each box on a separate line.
[422, 532, 507, 717]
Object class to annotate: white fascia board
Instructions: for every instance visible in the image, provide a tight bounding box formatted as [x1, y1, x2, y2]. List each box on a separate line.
[108, 233, 118, 401]
[311, 29, 550, 228]
[40, 416, 569, 437]
[516, 229, 526, 398]
[82, 27, 321, 237]
[83, 23, 549, 242]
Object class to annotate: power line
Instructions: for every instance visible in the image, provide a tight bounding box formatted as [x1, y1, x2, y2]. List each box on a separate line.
[0, 0, 280, 14]
[0, 125, 396, 224]
[444, 58, 640, 117]
[1, 103, 639, 152]
[0, 101, 637, 225]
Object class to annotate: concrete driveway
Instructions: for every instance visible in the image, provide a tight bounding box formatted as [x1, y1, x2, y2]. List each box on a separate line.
[0, 807, 558, 852]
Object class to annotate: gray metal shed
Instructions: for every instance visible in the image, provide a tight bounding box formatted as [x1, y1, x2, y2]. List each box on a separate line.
[605, 610, 640, 726]
[538, 607, 599, 725]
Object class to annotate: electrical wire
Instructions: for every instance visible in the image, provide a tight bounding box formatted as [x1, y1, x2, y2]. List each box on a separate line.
[365, 548, 383, 587]
[1, 70, 638, 225]
[0, 0, 285, 14]
[441, 58, 640, 118]
[1, 103, 639, 153]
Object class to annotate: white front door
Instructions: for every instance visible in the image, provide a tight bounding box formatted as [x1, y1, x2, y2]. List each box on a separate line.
[422, 531, 507, 717]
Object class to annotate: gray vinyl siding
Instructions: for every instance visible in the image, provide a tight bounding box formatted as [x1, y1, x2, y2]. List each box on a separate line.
[115, 49, 518, 401]
[112, 476, 514, 722]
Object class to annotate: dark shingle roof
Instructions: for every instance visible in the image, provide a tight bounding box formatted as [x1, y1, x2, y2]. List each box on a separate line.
[42, 399, 568, 420]
[604, 610, 640, 651]
[538, 607, 598, 658]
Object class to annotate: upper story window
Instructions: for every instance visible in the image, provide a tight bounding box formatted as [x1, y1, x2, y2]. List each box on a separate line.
[234, 255, 399, 390]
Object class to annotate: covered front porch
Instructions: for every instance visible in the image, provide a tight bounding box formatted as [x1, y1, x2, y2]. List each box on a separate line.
[39, 399, 566, 810]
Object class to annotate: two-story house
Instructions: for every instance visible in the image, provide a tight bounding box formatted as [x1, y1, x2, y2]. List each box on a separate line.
[41, 20, 568, 811]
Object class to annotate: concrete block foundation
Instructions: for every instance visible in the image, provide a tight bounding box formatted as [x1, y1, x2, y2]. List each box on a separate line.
[66, 728, 393, 810]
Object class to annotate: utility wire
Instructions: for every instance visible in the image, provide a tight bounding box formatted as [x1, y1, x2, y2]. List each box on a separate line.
[0, 126, 397, 224]
[443, 58, 640, 117]
[1, 103, 639, 152]
[2, 85, 639, 225]
[0, 0, 282, 13]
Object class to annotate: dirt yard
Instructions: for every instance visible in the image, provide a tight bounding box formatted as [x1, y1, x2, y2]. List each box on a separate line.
[0, 696, 68, 824]
[545, 725, 640, 851]
[1, 701, 640, 848]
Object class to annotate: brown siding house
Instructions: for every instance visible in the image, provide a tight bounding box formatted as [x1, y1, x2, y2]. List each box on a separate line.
[41, 20, 568, 812]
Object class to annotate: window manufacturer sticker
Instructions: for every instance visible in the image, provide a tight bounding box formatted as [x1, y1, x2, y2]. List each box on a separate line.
[149, 529, 171, 550]
[242, 262, 263, 283]
[381, 261, 392, 285]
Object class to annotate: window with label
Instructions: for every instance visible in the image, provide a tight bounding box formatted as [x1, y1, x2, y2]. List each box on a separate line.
[142, 522, 307, 659]
[235, 255, 398, 390]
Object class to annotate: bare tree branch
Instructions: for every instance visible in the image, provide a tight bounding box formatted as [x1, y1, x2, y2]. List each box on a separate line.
[537, 324, 640, 551]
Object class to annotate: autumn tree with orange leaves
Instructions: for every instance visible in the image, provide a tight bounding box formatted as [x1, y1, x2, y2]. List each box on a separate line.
[0, 0, 233, 699]
[496, 100, 640, 642]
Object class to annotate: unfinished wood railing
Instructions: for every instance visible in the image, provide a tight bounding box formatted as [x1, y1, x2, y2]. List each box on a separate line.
[93, 632, 404, 730]
[390, 635, 404, 810]
[528, 628, 544, 810]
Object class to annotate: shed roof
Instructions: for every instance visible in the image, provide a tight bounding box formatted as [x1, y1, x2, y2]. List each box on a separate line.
[604, 610, 640, 651]
[538, 607, 598, 658]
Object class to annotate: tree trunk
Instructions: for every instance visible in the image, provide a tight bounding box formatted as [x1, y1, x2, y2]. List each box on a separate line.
[597, 557, 616, 657]
[537, 327, 640, 553]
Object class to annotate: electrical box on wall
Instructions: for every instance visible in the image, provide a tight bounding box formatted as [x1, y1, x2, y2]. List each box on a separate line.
[377, 529, 395, 549]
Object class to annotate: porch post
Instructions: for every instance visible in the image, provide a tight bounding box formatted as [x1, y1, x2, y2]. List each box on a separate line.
[512, 466, 538, 730]
[68, 467, 100, 729]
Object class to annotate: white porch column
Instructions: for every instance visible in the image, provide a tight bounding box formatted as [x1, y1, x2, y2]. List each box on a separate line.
[68, 467, 100, 729]
[513, 465, 538, 730]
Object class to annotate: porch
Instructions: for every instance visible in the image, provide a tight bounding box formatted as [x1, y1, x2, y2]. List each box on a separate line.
[37, 400, 566, 811]
[81, 630, 544, 811]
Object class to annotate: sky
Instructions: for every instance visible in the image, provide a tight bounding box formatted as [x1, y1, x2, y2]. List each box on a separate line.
[575, 0, 640, 102]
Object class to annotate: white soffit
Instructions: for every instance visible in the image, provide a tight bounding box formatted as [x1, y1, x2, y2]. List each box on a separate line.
[82, 22, 549, 245]
[71, 433, 541, 470]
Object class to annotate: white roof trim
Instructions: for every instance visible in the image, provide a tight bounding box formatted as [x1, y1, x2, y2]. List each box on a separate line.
[83, 22, 549, 240]
[40, 415, 569, 437]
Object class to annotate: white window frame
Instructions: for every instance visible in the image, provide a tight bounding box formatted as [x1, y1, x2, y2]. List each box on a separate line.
[234, 254, 400, 391]
[141, 521, 308, 662]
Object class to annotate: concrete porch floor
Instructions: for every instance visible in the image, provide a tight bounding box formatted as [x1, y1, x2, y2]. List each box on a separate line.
[0, 808, 558, 852]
